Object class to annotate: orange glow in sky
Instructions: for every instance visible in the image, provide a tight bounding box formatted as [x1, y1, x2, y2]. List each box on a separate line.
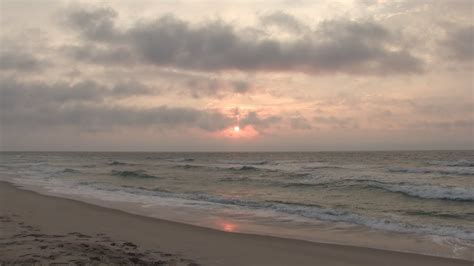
[217, 125, 259, 139]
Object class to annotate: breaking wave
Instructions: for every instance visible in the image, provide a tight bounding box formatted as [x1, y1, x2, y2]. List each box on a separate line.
[75, 182, 474, 240]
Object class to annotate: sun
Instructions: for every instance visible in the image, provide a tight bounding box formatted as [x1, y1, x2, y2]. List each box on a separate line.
[214, 125, 258, 138]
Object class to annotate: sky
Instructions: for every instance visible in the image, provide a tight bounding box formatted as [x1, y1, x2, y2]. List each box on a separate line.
[0, 0, 473, 151]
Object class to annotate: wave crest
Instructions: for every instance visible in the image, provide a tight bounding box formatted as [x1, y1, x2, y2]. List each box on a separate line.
[427, 160, 474, 167]
[108, 161, 128, 166]
[219, 160, 268, 165]
[111, 170, 159, 179]
[62, 168, 80, 173]
[387, 167, 474, 176]
[366, 181, 474, 202]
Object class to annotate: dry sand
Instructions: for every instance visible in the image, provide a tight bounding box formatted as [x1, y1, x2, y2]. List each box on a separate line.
[0, 181, 471, 266]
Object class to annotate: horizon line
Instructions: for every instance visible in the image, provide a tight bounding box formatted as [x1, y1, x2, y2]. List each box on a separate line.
[1, 149, 473, 153]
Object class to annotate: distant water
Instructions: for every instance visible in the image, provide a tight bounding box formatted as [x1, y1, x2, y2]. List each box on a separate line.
[1, 151, 473, 260]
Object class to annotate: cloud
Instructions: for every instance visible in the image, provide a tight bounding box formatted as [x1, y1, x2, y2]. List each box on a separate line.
[408, 119, 474, 130]
[313, 115, 358, 129]
[441, 25, 474, 62]
[183, 77, 252, 98]
[0, 77, 280, 132]
[1, 103, 233, 132]
[0, 77, 231, 131]
[0, 50, 47, 72]
[63, 44, 135, 65]
[230, 80, 251, 93]
[260, 11, 305, 33]
[413, 101, 473, 117]
[65, 6, 120, 42]
[64, 7, 424, 75]
[289, 116, 312, 130]
[240, 111, 282, 129]
[0, 77, 158, 111]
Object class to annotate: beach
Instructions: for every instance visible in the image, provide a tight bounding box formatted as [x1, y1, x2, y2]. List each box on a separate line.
[1, 181, 470, 266]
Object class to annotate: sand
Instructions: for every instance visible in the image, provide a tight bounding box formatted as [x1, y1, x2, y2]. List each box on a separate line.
[0, 181, 471, 266]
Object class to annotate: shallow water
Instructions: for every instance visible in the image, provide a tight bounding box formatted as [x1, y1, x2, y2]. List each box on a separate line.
[1, 151, 473, 260]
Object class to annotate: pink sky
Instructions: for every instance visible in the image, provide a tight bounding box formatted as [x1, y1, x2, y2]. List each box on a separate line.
[0, 0, 472, 151]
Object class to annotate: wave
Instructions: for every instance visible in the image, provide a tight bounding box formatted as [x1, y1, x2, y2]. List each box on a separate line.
[167, 158, 194, 162]
[287, 173, 312, 178]
[229, 165, 260, 171]
[219, 176, 252, 182]
[265, 178, 474, 202]
[218, 160, 269, 165]
[401, 210, 474, 220]
[168, 194, 473, 240]
[168, 163, 278, 174]
[62, 168, 80, 173]
[427, 160, 474, 167]
[172, 164, 205, 170]
[387, 167, 474, 176]
[281, 178, 474, 202]
[365, 181, 474, 202]
[110, 170, 159, 179]
[76, 183, 474, 240]
[108, 161, 128, 166]
[302, 166, 345, 170]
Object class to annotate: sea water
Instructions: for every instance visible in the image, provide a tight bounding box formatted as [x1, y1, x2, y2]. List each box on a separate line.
[1, 151, 473, 260]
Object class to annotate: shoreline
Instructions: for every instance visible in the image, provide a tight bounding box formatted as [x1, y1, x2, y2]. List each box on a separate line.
[5, 177, 473, 261]
[0, 181, 471, 265]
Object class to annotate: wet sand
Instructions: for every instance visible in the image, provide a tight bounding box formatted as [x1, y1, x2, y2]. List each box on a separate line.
[0, 181, 471, 266]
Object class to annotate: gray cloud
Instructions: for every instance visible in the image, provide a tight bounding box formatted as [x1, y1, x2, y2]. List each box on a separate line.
[442, 25, 474, 61]
[0, 78, 158, 111]
[1, 103, 233, 132]
[240, 111, 282, 129]
[110, 80, 158, 96]
[230, 80, 251, 93]
[65, 6, 120, 42]
[289, 116, 312, 130]
[0, 77, 230, 131]
[64, 7, 424, 75]
[0, 50, 47, 72]
[0, 77, 284, 132]
[260, 11, 305, 33]
[313, 116, 358, 129]
[63, 44, 135, 65]
[408, 119, 474, 130]
[183, 77, 252, 98]
[413, 101, 473, 117]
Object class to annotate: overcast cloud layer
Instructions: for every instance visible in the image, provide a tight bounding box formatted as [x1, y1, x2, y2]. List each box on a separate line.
[64, 7, 424, 75]
[0, 0, 472, 151]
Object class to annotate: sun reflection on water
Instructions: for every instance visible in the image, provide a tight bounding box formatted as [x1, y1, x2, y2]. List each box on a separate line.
[219, 221, 237, 232]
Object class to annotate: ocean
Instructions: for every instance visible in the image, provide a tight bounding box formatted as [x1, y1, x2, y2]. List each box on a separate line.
[1, 151, 473, 260]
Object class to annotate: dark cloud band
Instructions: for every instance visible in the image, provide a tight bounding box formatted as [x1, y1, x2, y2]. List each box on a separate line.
[64, 7, 424, 75]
